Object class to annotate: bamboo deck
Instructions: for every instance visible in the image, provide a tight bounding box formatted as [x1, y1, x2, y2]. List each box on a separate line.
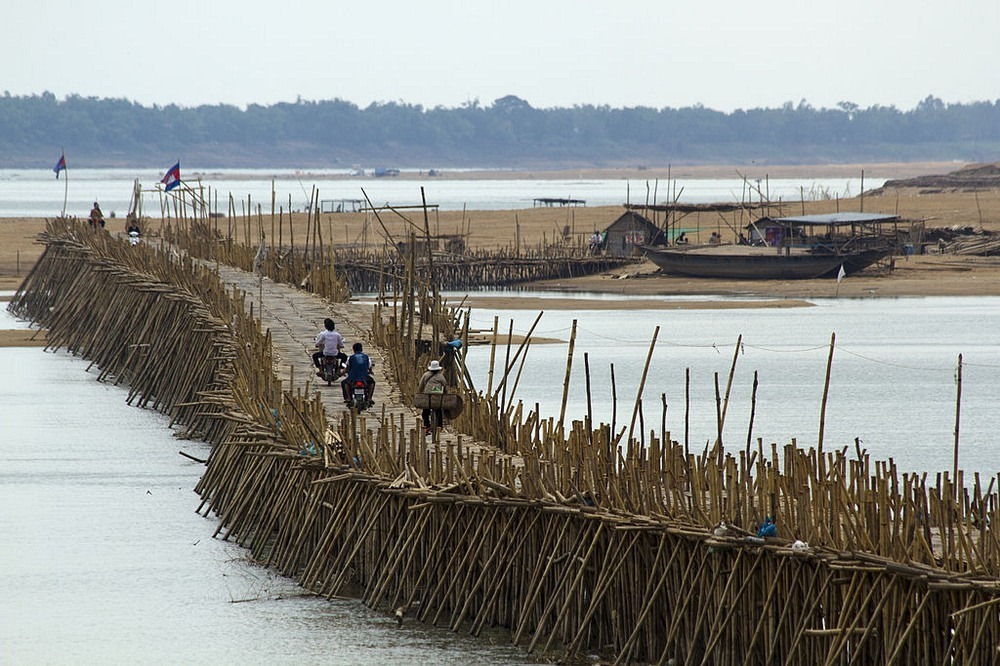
[9, 217, 1000, 664]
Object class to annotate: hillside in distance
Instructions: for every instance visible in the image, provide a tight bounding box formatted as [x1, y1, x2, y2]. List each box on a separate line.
[2, 93, 999, 168]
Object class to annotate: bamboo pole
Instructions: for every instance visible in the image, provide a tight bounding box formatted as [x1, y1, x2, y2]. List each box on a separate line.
[818, 332, 836, 455]
[745, 371, 758, 459]
[557, 319, 578, 431]
[627, 325, 659, 443]
[953, 353, 963, 489]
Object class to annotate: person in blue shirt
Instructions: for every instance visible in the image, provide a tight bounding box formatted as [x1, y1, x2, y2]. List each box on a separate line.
[341, 342, 375, 404]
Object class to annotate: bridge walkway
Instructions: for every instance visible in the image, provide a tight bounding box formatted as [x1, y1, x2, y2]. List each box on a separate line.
[213, 267, 441, 439]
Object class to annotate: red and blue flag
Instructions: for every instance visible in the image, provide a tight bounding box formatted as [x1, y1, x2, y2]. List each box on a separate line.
[161, 161, 181, 192]
[54, 153, 66, 179]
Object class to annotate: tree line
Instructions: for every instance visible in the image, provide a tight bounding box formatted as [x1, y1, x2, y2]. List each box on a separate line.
[1, 92, 998, 168]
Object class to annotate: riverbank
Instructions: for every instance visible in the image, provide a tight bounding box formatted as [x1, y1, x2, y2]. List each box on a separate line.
[529, 254, 1000, 300]
[0, 329, 46, 346]
[2, 162, 997, 298]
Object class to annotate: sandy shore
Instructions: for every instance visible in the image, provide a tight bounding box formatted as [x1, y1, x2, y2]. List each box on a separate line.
[2, 163, 997, 308]
[529, 254, 1000, 301]
[0, 329, 47, 347]
[450, 294, 815, 310]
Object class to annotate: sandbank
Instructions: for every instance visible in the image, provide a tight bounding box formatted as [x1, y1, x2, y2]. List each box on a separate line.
[449, 295, 814, 311]
[0, 329, 47, 347]
[1, 163, 997, 304]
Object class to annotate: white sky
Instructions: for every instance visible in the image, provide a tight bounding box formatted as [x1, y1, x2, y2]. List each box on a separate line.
[4, 0, 998, 112]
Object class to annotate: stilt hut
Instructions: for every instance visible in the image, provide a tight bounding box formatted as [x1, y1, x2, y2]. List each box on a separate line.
[601, 211, 665, 257]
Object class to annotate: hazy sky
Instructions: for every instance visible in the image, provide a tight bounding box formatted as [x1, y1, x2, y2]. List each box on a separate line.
[4, 0, 997, 112]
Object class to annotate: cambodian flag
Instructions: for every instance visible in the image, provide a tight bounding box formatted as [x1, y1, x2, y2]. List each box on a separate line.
[53, 153, 66, 179]
[161, 161, 181, 192]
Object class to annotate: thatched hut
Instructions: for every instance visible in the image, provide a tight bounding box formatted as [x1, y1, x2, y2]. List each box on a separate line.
[599, 211, 665, 257]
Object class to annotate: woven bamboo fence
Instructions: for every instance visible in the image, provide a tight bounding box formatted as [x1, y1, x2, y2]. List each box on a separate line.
[10, 217, 1000, 664]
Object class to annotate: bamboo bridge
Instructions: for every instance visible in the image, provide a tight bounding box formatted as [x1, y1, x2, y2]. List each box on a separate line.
[329, 248, 634, 293]
[10, 218, 1000, 664]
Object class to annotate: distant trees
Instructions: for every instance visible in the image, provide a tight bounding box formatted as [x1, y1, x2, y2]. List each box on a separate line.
[0, 92, 998, 167]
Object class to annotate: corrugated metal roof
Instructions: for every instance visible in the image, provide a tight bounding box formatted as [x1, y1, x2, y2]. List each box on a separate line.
[773, 212, 900, 225]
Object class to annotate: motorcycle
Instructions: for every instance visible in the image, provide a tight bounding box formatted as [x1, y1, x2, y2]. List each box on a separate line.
[350, 379, 371, 411]
[128, 230, 140, 246]
[320, 354, 343, 386]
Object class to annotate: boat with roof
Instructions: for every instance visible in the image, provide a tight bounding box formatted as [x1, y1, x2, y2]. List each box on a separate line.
[642, 212, 904, 279]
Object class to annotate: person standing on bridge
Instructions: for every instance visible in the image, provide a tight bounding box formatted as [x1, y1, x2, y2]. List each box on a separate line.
[89, 202, 105, 230]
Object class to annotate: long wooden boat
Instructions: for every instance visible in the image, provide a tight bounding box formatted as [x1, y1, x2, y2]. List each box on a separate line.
[643, 211, 902, 280]
[641, 244, 892, 280]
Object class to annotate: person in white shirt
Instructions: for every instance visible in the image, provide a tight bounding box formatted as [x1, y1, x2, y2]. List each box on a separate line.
[313, 318, 346, 373]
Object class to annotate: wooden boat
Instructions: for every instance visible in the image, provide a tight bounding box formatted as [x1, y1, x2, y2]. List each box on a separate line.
[643, 212, 901, 280]
[641, 244, 891, 280]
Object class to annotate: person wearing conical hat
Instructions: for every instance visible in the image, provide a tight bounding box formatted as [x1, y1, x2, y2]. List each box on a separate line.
[418, 359, 447, 433]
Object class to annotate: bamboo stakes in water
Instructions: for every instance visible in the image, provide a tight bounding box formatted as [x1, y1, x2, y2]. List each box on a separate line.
[15, 216, 1000, 665]
[818, 331, 836, 454]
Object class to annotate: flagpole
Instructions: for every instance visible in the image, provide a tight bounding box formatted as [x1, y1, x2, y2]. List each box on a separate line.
[61, 149, 68, 217]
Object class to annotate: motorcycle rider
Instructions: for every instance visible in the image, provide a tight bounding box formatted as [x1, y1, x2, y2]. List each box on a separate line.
[341, 342, 375, 404]
[313, 318, 347, 375]
[126, 214, 141, 242]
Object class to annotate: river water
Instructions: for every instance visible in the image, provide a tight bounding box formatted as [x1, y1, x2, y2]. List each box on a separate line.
[2, 161, 995, 661]
[4, 285, 999, 662]
[0, 304, 534, 665]
[459, 293, 1000, 479]
[0, 167, 878, 218]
